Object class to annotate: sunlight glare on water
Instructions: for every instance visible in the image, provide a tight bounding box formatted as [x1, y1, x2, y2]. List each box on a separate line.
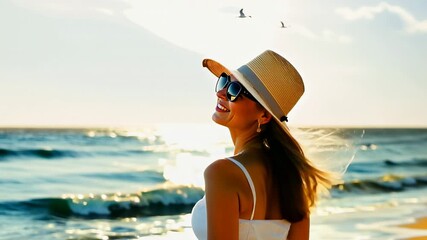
[155, 123, 232, 188]
[154, 123, 231, 153]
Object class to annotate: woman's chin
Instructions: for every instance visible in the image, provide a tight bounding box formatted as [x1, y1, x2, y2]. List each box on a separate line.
[211, 113, 225, 126]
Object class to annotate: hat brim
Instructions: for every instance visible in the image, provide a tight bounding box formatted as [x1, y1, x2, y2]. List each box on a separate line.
[202, 59, 231, 77]
[203, 58, 290, 132]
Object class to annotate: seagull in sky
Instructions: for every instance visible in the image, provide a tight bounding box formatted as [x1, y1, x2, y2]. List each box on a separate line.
[239, 8, 252, 18]
[280, 21, 289, 28]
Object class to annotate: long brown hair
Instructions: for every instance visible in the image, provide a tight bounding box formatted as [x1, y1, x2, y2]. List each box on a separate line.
[258, 120, 333, 222]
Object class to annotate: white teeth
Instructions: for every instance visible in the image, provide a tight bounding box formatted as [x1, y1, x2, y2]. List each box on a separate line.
[217, 103, 229, 111]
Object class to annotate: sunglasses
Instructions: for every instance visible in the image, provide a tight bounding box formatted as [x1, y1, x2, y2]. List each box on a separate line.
[215, 73, 256, 102]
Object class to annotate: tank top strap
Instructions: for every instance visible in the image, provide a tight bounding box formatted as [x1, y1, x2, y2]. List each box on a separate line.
[226, 157, 256, 220]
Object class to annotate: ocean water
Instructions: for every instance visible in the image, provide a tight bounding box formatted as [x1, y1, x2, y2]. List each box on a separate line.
[1, 125, 427, 240]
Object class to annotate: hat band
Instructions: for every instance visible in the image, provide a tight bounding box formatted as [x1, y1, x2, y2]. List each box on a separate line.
[238, 65, 286, 120]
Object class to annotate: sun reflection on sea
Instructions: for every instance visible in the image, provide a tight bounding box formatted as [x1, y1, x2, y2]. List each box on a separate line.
[154, 123, 232, 187]
[162, 153, 210, 188]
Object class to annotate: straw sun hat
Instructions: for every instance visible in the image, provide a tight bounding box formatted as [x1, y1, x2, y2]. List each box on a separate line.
[203, 50, 305, 130]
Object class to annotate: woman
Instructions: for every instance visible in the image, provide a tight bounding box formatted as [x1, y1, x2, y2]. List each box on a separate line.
[191, 50, 332, 240]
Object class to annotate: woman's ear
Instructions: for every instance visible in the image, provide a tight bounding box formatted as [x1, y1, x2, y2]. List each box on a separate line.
[259, 110, 272, 125]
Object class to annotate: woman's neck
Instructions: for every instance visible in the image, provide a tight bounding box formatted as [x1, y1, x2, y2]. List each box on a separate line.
[230, 130, 261, 155]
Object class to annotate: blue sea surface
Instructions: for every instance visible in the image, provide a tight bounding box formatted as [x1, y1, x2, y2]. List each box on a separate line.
[0, 126, 426, 239]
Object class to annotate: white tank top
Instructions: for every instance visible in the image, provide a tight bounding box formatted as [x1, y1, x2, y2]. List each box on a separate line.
[191, 157, 291, 240]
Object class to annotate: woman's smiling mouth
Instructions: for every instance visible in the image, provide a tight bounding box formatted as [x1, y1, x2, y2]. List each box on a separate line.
[216, 102, 230, 112]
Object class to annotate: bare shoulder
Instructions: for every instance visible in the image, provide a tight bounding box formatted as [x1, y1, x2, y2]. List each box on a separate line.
[203, 159, 242, 238]
[204, 159, 242, 186]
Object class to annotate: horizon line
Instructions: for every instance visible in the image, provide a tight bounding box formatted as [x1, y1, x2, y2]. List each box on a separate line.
[0, 123, 426, 130]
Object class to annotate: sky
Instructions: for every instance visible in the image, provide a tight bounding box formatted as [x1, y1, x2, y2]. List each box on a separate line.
[1, 0, 426, 128]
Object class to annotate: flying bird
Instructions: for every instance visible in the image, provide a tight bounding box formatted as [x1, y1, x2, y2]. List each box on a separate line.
[239, 8, 252, 18]
[280, 21, 290, 28]
[281, 21, 287, 28]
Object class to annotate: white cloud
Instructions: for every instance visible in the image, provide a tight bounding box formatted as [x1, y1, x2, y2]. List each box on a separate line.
[336, 2, 427, 34]
[290, 25, 353, 44]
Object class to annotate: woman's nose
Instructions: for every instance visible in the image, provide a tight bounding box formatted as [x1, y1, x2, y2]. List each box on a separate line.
[216, 87, 227, 100]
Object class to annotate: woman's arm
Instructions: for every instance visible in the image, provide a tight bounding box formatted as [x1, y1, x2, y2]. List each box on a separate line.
[204, 159, 241, 240]
[287, 216, 310, 240]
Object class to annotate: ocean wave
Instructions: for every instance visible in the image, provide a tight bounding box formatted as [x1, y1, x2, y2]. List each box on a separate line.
[0, 185, 204, 219]
[384, 158, 427, 167]
[82, 170, 166, 183]
[0, 148, 80, 160]
[0, 147, 165, 161]
[332, 174, 427, 195]
[346, 158, 427, 174]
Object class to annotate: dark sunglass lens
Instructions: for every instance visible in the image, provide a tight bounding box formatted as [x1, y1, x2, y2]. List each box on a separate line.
[227, 82, 242, 101]
[216, 76, 228, 92]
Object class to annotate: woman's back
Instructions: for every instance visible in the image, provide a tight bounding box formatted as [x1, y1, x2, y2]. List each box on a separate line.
[232, 150, 283, 220]
[191, 155, 291, 240]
